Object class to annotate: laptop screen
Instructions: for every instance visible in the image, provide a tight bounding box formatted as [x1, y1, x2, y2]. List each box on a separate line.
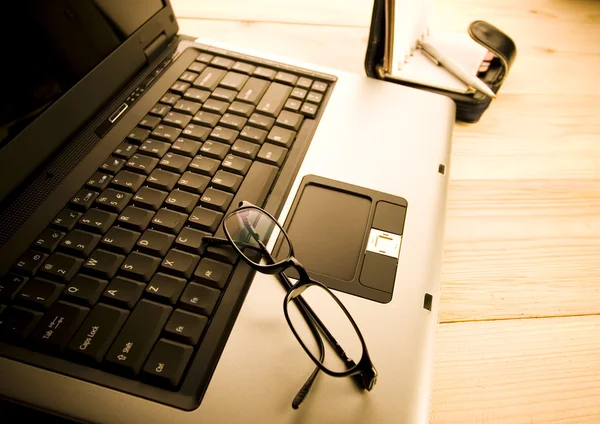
[0, 0, 164, 150]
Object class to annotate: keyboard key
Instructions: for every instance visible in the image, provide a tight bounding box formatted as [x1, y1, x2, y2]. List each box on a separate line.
[68, 303, 129, 363]
[179, 283, 220, 316]
[248, 113, 275, 131]
[151, 208, 187, 234]
[82, 249, 125, 279]
[51, 209, 82, 232]
[276, 111, 303, 131]
[210, 56, 235, 70]
[162, 111, 191, 129]
[165, 189, 199, 214]
[291, 87, 308, 100]
[253, 67, 276, 80]
[32, 229, 65, 253]
[194, 258, 233, 289]
[172, 99, 200, 116]
[211, 87, 237, 103]
[38, 253, 83, 283]
[257, 143, 288, 166]
[200, 188, 233, 212]
[138, 114, 161, 130]
[151, 125, 181, 142]
[204, 245, 238, 265]
[177, 171, 210, 195]
[188, 207, 223, 233]
[149, 103, 171, 118]
[162, 249, 200, 279]
[183, 88, 210, 103]
[14, 250, 47, 275]
[159, 152, 191, 174]
[110, 170, 146, 193]
[59, 230, 101, 258]
[221, 154, 251, 176]
[306, 91, 323, 104]
[219, 72, 249, 91]
[30, 301, 89, 352]
[311, 81, 328, 92]
[132, 187, 168, 211]
[211, 170, 242, 193]
[78, 208, 117, 234]
[146, 273, 187, 305]
[137, 230, 175, 257]
[0, 274, 27, 302]
[0, 306, 43, 340]
[274, 71, 298, 86]
[181, 124, 211, 142]
[225, 161, 278, 219]
[210, 126, 238, 145]
[267, 126, 296, 147]
[127, 127, 150, 145]
[104, 300, 172, 376]
[126, 154, 159, 175]
[96, 189, 132, 213]
[170, 81, 190, 95]
[170, 137, 201, 157]
[237, 77, 269, 104]
[164, 310, 207, 345]
[240, 126, 268, 144]
[196, 53, 213, 63]
[179, 71, 199, 83]
[17, 278, 63, 310]
[63, 275, 107, 306]
[256, 82, 292, 117]
[118, 206, 155, 232]
[113, 142, 139, 160]
[175, 227, 209, 254]
[101, 227, 140, 254]
[70, 188, 99, 211]
[219, 113, 247, 131]
[147, 169, 179, 191]
[192, 110, 220, 128]
[232, 62, 255, 75]
[230, 139, 260, 159]
[296, 77, 313, 89]
[200, 140, 230, 160]
[120, 252, 161, 282]
[202, 99, 229, 115]
[142, 339, 193, 388]
[103, 276, 146, 308]
[189, 155, 220, 176]
[86, 172, 113, 191]
[160, 92, 181, 106]
[228, 101, 254, 118]
[300, 102, 317, 118]
[283, 98, 302, 112]
[188, 61, 206, 74]
[139, 139, 171, 158]
[192, 67, 226, 91]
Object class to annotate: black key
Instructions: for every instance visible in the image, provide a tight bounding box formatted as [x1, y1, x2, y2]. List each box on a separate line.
[189, 155, 220, 176]
[290, 87, 307, 100]
[276, 111, 303, 131]
[192, 110, 220, 128]
[149, 103, 171, 118]
[253, 67, 276, 80]
[256, 82, 292, 117]
[170, 81, 190, 95]
[211, 87, 237, 103]
[126, 127, 150, 145]
[139, 139, 171, 158]
[0, 305, 4, 315]
[0, 274, 27, 302]
[63, 275, 107, 306]
[126, 154, 159, 175]
[82, 249, 125, 279]
[164, 310, 207, 345]
[283, 98, 302, 112]
[118, 206, 155, 232]
[171, 137, 201, 157]
[205, 245, 238, 265]
[194, 258, 233, 289]
[32, 229, 65, 253]
[151, 208, 187, 234]
[312, 81, 328, 92]
[159, 152, 191, 174]
[274, 71, 298, 86]
[70, 188, 99, 211]
[86, 172, 113, 191]
[172, 99, 201, 116]
[142, 339, 193, 388]
[30, 301, 89, 351]
[151, 125, 181, 143]
[193, 67, 227, 91]
[240, 125, 268, 144]
[221, 154, 252, 176]
[257, 143, 288, 166]
[210, 126, 238, 145]
[165, 189, 199, 214]
[160, 92, 181, 106]
[196, 52, 214, 63]
[104, 300, 172, 376]
[179, 283, 220, 316]
[68, 303, 129, 363]
[201, 99, 229, 115]
[175, 227, 209, 254]
[210, 56, 235, 70]
[228, 101, 254, 118]
[237, 77, 269, 105]
[51, 209, 82, 232]
[101, 227, 140, 254]
[232, 62, 255, 75]
[146, 273, 187, 305]
[267, 126, 296, 147]
[162, 111, 192, 129]
[132, 187, 168, 211]
[113, 142, 139, 159]
[248, 113, 275, 131]
[137, 230, 175, 257]
[181, 124, 211, 142]
[219, 113, 247, 131]
[79, 208, 117, 234]
[300, 102, 318, 118]
[230, 139, 260, 159]
[17, 278, 63, 310]
[38, 253, 83, 283]
[188, 61, 206, 74]
[110, 170, 146, 193]
[179, 71, 199, 83]
[296, 77, 313, 89]
[183, 88, 210, 103]
[14, 250, 47, 275]
[96, 189, 132, 213]
[219, 72, 249, 91]
[162, 249, 200, 279]
[200, 188, 233, 212]
[188, 207, 223, 233]
[120, 252, 161, 282]
[199, 140, 230, 160]
[306, 91, 323, 104]
[147, 169, 179, 191]
[59, 230, 101, 258]
[211, 170, 242, 193]
[177, 171, 210, 195]
[139, 114, 162, 130]
[103, 277, 146, 308]
[0, 306, 43, 340]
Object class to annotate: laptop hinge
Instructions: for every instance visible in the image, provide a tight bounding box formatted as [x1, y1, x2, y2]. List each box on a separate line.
[144, 32, 168, 65]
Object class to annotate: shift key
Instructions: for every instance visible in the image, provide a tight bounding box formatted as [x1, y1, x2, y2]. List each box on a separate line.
[104, 299, 172, 376]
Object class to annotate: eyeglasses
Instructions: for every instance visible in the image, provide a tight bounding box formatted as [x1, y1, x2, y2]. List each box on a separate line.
[204, 201, 377, 409]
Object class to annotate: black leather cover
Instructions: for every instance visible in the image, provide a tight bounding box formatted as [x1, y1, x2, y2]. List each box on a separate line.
[364, 0, 517, 123]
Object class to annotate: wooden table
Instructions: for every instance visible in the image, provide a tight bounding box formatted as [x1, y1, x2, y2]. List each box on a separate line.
[171, 0, 600, 421]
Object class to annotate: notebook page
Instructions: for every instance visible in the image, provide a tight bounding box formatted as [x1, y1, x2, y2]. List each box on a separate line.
[391, 0, 433, 70]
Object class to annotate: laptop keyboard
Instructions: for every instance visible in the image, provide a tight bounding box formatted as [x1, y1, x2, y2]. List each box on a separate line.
[0, 48, 334, 408]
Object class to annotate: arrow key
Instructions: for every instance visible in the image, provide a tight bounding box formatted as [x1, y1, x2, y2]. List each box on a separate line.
[102, 276, 146, 309]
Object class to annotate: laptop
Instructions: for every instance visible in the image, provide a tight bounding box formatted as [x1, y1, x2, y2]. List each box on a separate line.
[0, 1, 455, 422]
